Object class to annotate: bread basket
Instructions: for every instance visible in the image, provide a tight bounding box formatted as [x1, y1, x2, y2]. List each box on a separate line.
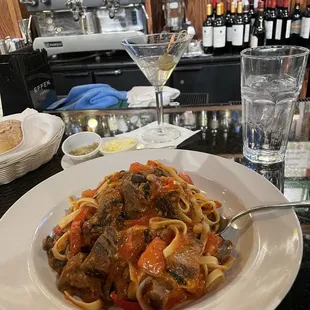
[0, 110, 64, 185]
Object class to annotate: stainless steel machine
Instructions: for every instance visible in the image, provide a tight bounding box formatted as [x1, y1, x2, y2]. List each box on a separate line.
[21, 0, 148, 56]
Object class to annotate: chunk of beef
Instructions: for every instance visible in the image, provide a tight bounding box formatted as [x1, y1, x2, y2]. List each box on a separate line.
[155, 191, 180, 219]
[84, 187, 124, 233]
[120, 174, 149, 217]
[102, 261, 131, 301]
[42, 235, 55, 251]
[144, 279, 172, 310]
[58, 253, 102, 302]
[81, 226, 118, 276]
[166, 252, 199, 282]
[166, 236, 202, 284]
[48, 253, 67, 274]
[42, 236, 67, 274]
[131, 173, 147, 184]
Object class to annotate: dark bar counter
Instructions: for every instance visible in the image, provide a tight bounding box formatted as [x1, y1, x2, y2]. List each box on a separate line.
[49, 52, 241, 103]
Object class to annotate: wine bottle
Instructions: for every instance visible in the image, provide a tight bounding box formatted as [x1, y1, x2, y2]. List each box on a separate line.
[203, 4, 214, 55]
[290, 0, 302, 45]
[213, 2, 226, 56]
[280, 0, 291, 44]
[212, 0, 217, 20]
[265, 0, 277, 45]
[249, 0, 256, 26]
[265, 0, 271, 19]
[250, 0, 265, 47]
[226, 0, 232, 23]
[232, 1, 244, 54]
[274, 0, 283, 44]
[226, 1, 235, 54]
[243, 1, 251, 48]
[300, 0, 310, 47]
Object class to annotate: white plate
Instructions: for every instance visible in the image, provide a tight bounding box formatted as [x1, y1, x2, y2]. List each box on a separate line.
[0, 150, 302, 310]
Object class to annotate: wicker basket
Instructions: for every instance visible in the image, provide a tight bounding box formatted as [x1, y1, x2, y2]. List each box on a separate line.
[0, 126, 64, 185]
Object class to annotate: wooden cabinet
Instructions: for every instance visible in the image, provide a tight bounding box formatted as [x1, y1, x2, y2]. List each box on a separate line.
[0, 0, 23, 39]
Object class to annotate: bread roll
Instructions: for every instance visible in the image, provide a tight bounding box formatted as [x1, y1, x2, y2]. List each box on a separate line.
[0, 120, 23, 154]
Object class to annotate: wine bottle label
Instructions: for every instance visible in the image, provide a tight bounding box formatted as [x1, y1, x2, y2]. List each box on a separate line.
[203, 26, 213, 47]
[301, 17, 310, 39]
[291, 19, 301, 35]
[232, 24, 244, 46]
[244, 24, 250, 43]
[213, 26, 226, 48]
[275, 19, 282, 40]
[227, 27, 233, 42]
[265, 21, 273, 39]
[250, 35, 258, 48]
[285, 20, 291, 38]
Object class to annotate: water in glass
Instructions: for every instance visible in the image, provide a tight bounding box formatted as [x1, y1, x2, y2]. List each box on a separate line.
[242, 73, 298, 163]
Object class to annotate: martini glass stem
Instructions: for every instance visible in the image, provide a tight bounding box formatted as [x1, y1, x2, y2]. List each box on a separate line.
[155, 86, 166, 134]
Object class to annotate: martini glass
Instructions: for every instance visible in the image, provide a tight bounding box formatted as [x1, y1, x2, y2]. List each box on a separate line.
[121, 32, 193, 143]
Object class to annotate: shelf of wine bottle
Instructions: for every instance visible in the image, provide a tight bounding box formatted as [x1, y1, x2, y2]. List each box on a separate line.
[202, 0, 310, 56]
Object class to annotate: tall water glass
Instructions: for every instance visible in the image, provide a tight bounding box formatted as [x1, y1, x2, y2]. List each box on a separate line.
[241, 46, 309, 164]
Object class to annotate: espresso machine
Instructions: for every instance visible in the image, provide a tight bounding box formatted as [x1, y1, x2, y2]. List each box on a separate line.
[21, 0, 148, 56]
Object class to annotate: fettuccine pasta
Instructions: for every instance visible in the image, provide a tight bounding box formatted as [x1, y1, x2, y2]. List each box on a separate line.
[42, 160, 234, 310]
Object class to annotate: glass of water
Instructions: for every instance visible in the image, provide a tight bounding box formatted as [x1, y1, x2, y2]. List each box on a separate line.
[241, 46, 309, 164]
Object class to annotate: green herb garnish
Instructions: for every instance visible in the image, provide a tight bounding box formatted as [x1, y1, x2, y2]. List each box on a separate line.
[168, 270, 187, 286]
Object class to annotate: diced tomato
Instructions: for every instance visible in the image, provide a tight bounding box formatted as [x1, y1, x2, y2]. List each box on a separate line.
[74, 207, 91, 222]
[69, 207, 92, 255]
[129, 162, 148, 174]
[204, 232, 223, 256]
[214, 200, 222, 208]
[81, 189, 96, 198]
[146, 160, 158, 167]
[178, 172, 193, 184]
[166, 289, 187, 308]
[53, 225, 63, 235]
[138, 237, 167, 276]
[110, 292, 142, 310]
[70, 221, 82, 255]
[124, 215, 152, 227]
[162, 177, 177, 191]
[119, 229, 146, 262]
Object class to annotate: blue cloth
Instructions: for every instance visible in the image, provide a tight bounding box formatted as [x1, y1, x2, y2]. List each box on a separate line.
[47, 84, 127, 110]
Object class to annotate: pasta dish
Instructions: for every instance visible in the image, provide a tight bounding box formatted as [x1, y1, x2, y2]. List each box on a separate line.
[43, 160, 234, 310]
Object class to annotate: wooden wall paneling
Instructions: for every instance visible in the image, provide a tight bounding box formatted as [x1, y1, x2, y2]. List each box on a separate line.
[0, 0, 22, 39]
[145, 0, 154, 33]
[145, 0, 164, 34]
[19, 3, 30, 19]
[184, 0, 207, 40]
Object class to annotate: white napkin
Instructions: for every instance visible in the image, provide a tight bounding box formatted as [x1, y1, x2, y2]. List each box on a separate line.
[0, 108, 64, 164]
[127, 86, 180, 108]
[121, 122, 200, 149]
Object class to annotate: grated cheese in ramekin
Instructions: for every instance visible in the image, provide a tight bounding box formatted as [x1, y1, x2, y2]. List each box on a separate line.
[100, 138, 136, 153]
